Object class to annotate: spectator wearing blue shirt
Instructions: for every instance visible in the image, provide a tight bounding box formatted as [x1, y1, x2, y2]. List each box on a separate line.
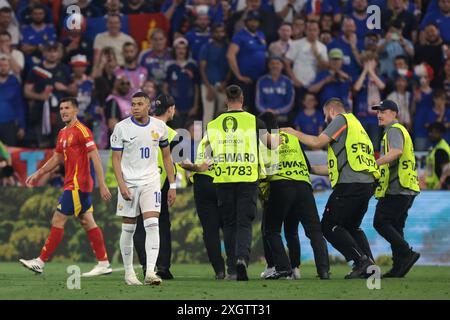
[139, 29, 172, 88]
[413, 67, 434, 151]
[305, 0, 340, 17]
[185, 13, 211, 62]
[293, 93, 324, 147]
[420, 0, 450, 43]
[164, 37, 200, 129]
[255, 56, 294, 125]
[70, 54, 94, 125]
[17, 2, 53, 25]
[353, 51, 386, 149]
[227, 10, 267, 112]
[378, 20, 415, 78]
[161, 0, 188, 36]
[309, 48, 352, 108]
[20, 5, 56, 63]
[199, 23, 230, 129]
[0, 57, 25, 146]
[351, 0, 371, 43]
[327, 17, 363, 82]
[426, 89, 450, 143]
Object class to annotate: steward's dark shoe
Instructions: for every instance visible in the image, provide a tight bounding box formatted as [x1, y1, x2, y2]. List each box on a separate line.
[318, 271, 330, 280]
[142, 266, 147, 278]
[345, 256, 374, 279]
[215, 271, 225, 280]
[236, 259, 248, 281]
[156, 269, 174, 280]
[396, 250, 420, 278]
[264, 269, 292, 280]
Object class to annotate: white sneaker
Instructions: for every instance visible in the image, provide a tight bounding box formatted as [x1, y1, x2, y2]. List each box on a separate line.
[19, 258, 44, 274]
[260, 266, 275, 279]
[125, 272, 143, 285]
[82, 262, 112, 277]
[287, 267, 301, 280]
[144, 271, 162, 285]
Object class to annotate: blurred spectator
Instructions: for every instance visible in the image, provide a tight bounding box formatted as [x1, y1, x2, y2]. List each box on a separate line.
[20, 5, 57, 63]
[227, 10, 267, 112]
[199, 23, 230, 129]
[142, 79, 158, 102]
[226, 0, 281, 44]
[425, 89, 450, 140]
[292, 16, 305, 40]
[0, 141, 16, 186]
[255, 56, 294, 125]
[139, 29, 172, 88]
[387, 73, 413, 130]
[268, 22, 293, 58]
[382, 0, 417, 41]
[0, 31, 24, 78]
[0, 7, 19, 47]
[164, 37, 200, 128]
[209, 0, 233, 25]
[293, 92, 324, 147]
[425, 122, 450, 189]
[114, 42, 148, 98]
[93, 14, 135, 66]
[104, 0, 122, 16]
[378, 20, 414, 78]
[285, 20, 328, 104]
[0, 57, 25, 146]
[305, 0, 338, 18]
[350, 0, 371, 43]
[309, 48, 352, 108]
[327, 16, 363, 82]
[274, 0, 307, 23]
[70, 54, 94, 125]
[162, 0, 188, 36]
[443, 58, 450, 105]
[413, 62, 435, 150]
[319, 12, 334, 33]
[18, 1, 53, 25]
[105, 76, 131, 136]
[414, 23, 445, 88]
[122, 0, 157, 14]
[320, 30, 333, 46]
[61, 16, 93, 68]
[92, 46, 119, 91]
[353, 51, 386, 148]
[363, 32, 380, 53]
[24, 42, 74, 148]
[185, 12, 211, 62]
[420, 0, 450, 43]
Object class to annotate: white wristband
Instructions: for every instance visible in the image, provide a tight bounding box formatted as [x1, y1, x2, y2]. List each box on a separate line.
[169, 183, 177, 189]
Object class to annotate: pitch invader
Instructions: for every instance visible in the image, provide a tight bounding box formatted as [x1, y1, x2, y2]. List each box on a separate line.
[111, 92, 176, 285]
[19, 97, 113, 276]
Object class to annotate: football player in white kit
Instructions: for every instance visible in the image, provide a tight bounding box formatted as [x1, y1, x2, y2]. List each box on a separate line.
[110, 91, 176, 285]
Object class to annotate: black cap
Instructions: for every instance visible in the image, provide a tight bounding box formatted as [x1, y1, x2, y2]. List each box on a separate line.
[44, 41, 59, 50]
[245, 10, 261, 22]
[154, 94, 175, 113]
[371, 99, 399, 112]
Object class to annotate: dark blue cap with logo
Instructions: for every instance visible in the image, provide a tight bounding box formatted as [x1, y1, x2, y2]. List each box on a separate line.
[371, 99, 399, 112]
[245, 10, 261, 22]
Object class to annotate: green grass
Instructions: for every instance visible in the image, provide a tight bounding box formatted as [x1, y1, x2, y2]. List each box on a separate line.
[1, 262, 450, 300]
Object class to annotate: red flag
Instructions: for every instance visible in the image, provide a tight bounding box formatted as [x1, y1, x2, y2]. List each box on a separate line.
[127, 13, 170, 51]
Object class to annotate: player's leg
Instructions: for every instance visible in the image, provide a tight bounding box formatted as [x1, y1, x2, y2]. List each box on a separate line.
[141, 184, 162, 285]
[133, 214, 147, 276]
[20, 210, 69, 273]
[115, 185, 141, 284]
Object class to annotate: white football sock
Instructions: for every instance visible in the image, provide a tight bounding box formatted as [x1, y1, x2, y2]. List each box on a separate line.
[120, 223, 137, 275]
[144, 217, 160, 274]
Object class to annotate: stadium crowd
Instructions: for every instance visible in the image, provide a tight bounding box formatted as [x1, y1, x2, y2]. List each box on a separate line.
[0, 0, 449, 186]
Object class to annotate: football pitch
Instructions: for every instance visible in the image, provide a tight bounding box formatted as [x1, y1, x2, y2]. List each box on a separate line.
[1, 262, 450, 300]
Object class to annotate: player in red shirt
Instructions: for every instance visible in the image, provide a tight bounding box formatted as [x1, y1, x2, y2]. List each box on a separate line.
[19, 97, 113, 276]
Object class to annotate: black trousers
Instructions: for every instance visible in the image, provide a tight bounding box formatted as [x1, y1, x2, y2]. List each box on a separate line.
[0, 121, 19, 146]
[134, 180, 172, 271]
[193, 175, 225, 275]
[263, 180, 329, 273]
[373, 194, 415, 260]
[321, 183, 375, 262]
[216, 182, 257, 271]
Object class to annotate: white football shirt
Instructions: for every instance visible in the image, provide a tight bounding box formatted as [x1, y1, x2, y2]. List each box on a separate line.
[110, 116, 169, 187]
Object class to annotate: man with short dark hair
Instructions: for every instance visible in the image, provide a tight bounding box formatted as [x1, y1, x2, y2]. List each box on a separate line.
[206, 84, 280, 281]
[283, 98, 379, 279]
[0, 6, 19, 47]
[372, 99, 420, 278]
[114, 42, 147, 98]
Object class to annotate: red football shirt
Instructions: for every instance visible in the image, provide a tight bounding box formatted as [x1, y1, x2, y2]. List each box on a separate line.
[55, 120, 97, 192]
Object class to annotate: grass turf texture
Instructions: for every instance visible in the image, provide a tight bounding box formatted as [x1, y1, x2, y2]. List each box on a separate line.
[1, 262, 449, 300]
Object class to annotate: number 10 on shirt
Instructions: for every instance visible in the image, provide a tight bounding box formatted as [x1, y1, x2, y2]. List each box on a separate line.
[140, 147, 150, 159]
